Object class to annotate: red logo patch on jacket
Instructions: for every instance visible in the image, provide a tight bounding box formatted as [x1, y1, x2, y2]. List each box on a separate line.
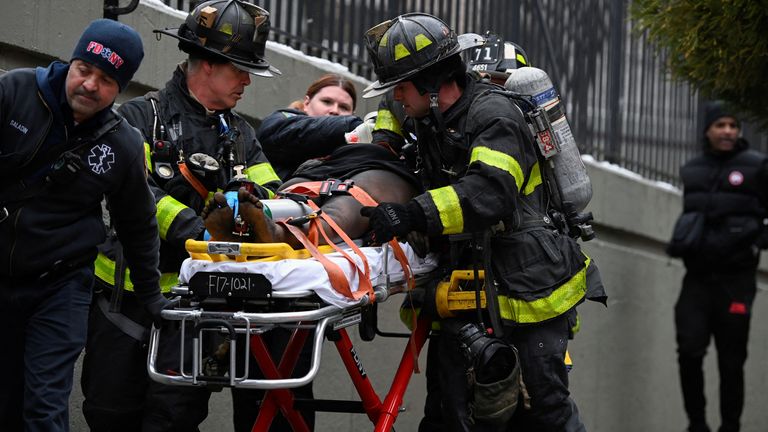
[729, 301, 748, 315]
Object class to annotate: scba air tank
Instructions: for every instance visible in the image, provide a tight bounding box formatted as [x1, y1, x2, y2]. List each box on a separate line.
[504, 67, 592, 212]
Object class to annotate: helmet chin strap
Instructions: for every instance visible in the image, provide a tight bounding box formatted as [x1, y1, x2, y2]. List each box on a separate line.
[428, 92, 447, 137]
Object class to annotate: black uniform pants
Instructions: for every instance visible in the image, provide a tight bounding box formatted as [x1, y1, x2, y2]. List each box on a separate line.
[420, 311, 584, 432]
[675, 270, 755, 432]
[82, 288, 211, 432]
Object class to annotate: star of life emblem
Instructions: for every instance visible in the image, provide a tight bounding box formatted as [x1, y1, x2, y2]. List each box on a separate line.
[88, 144, 115, 174]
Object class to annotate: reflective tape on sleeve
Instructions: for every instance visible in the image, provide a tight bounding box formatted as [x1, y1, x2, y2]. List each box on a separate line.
[144, 142, 153, 173]
[373, 109, 403, 137]
[245, 162, 281, 186]
[498, 257, 589, 324]
[94, 253, 177, 293]
[470, 146, 524, 192]
[156, 195, 187, 241]
[428, 186, 463, 234]
[523, 161, 542, 195]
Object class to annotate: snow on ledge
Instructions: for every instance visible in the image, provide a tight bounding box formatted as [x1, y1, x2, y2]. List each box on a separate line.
[582, 154, 681, 194]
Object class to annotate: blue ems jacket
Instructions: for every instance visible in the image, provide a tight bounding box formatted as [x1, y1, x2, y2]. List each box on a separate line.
[0, 62, 161, 300]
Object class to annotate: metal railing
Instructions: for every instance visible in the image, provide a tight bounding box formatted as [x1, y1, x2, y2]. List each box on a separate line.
[163, 0, 766, 187]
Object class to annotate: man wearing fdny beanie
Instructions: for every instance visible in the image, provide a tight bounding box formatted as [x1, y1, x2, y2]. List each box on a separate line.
[670, 100, 768, 432]
[0, 18, 167, 432]
[71, 18, 144, 91]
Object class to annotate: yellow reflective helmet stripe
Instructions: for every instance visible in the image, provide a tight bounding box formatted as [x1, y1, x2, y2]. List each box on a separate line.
[219, 23, 234, 36]
[428, 186, 463, 234]
[245, 163, 280, 189]
[379, 33, 388, 47]
[414, 34, 433, 51]
[394, 43, 411, 61]
[523, 161, 542, 195]
[156, 195, 187, 241]
[94, 253, 177, 293]
[497, 257, 589, 324]
[144, 142, 153, 173]
[516, 53, 527, 65]
[470, 146, 524, 192]
[373, 108, 403, 137]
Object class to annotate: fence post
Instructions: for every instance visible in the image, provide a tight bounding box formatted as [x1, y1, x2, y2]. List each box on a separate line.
[606, 0, 624, 163]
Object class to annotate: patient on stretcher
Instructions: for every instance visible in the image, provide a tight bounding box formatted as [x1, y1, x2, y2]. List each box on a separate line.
[201, 144, 422, 252]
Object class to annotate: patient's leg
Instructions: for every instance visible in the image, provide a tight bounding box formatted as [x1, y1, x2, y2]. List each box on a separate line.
[236, 187, 293, 245]
[201, 192, 235, 241]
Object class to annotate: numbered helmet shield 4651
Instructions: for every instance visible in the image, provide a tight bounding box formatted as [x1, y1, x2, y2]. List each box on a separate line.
[467, 33, 529, 78]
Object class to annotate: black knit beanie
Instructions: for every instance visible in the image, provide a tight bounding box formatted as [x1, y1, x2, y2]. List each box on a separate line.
[703, 100, 740, 132]
[71, 19, 144, 91]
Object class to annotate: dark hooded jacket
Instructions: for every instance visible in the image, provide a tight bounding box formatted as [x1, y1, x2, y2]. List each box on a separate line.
[0, 62, 161, 302]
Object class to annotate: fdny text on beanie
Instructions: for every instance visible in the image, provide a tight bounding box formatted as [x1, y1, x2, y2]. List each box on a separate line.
[704, 100, 740, 132]
[71, 19, 144, 90]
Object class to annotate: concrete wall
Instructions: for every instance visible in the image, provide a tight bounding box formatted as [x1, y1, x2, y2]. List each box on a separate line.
[3, 1, 768, 431]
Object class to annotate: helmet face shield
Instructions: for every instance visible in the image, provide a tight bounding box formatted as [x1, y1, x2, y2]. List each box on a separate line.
[155, 0, 280, 77]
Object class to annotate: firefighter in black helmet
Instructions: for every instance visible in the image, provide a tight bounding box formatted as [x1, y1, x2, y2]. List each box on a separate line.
[80, 2, 284, 432]
[361, 13, 603, 431]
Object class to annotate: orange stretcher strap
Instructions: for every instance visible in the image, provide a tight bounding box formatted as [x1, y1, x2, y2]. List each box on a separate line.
[178, 161, 209, 200]
[282, 180, 415, 291]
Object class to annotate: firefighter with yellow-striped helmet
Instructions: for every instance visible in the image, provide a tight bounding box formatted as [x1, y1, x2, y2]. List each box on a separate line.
[155, 0, 280, 77]
[361, 12, 601, 431]
[363, 13, 483, 98]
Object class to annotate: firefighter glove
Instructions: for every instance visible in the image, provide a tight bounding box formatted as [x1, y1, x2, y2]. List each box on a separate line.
[360, 201, 426, 243]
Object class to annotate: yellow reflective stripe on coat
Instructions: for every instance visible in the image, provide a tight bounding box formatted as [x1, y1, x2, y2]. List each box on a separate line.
[399, 306, 441, 331]
[245, 163, 280, 190]
[470, 146, 524, 192]
[523, 161, 542, 195]
[156, 195, 187, 241]
[428, 186, 463, 234]
[498, 257, 589, 324]
[144, 142, 153, 173]
[373, 108, 403, 137]
[94, 253, 177, 293]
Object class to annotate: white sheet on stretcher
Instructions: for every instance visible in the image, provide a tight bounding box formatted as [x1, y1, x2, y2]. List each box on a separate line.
[178, 243, 438, 308]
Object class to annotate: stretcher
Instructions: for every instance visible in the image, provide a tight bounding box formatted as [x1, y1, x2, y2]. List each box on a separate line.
[147, 239, 488, 431]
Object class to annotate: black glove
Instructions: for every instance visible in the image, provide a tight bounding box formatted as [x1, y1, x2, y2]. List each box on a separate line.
[141, 293, 176, 329]
[360, 201, 426, 243]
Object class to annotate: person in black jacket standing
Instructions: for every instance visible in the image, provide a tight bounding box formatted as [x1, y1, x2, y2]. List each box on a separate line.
[80, 2, 282, 432]
[670, 101, 768, 432]
[0, 19, 166, 432]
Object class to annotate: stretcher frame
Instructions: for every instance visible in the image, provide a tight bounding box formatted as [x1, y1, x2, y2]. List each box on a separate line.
[147, 240, 440, 432]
